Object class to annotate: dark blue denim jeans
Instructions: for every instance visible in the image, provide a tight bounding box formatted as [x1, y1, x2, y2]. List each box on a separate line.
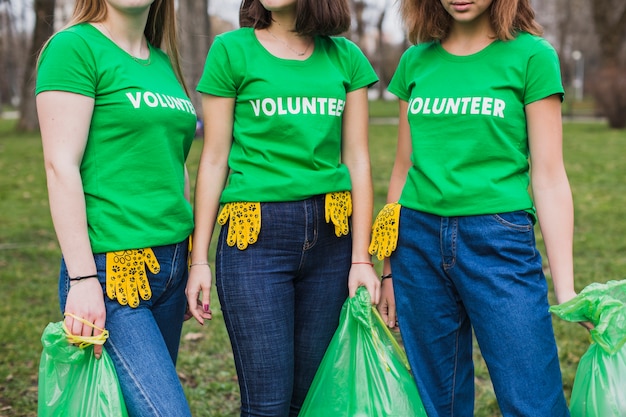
[216, 195, 351, 417]
[59, 239, 191, 417]
[390, 208, 569, 417]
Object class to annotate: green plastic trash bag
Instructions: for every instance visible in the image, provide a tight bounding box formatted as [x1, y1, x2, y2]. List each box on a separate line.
[38, 321, 129, 417]
[299, 287, 427, 417]
[550, 279, 626, 417]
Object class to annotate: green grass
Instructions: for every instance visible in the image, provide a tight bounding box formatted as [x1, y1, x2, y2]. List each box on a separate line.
[1, 107, 625, 416]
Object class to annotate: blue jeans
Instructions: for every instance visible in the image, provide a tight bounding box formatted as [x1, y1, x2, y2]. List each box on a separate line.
[390, 208, 569, 417]
[59, 239, 191, 417]
[216, 195, 351, 417]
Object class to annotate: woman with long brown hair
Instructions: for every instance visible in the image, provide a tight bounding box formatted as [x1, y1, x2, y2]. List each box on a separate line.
[36, 1, 195, 415]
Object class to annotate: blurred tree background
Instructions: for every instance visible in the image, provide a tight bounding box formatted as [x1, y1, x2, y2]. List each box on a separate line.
[0, 0, 624, 129]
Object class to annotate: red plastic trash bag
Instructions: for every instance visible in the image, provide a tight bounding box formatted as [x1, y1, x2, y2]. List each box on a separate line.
[299, 287, 427, 417]
[38, 320, 128, 417]
[550, 279, 626, 417]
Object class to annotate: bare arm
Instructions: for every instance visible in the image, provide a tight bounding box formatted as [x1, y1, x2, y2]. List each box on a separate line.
[340, 88, 381, 304]
[527, 95, 577, 304]
[185, 94, 234, 325]
[378, 99, 412, 327]
[37, 91, 105, 357]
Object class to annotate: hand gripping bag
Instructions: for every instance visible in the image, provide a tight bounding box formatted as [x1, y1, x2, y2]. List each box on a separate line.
[299, 286, 427, 417]
[38, 320, 129, 417]
[550, 279, 626, 417]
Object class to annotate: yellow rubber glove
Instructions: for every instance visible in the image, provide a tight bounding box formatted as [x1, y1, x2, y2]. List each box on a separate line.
[325, 191, 353, 237]
[106, 248, 160, 308]
[218, 202, 261, 250]
[368, 202, 401, 260]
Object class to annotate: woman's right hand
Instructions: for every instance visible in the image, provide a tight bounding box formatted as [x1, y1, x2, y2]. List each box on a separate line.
[64, 278, 106, 358]
[377, 278, 397, 329]
[185, 264, 213, 325]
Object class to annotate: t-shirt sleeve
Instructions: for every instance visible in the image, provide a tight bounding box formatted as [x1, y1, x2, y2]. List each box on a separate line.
[387, 48, 411, 101]
[196, 36, 237, 97]
[345, 40, 379, 92]
[36, 30, 97, 97]
[524, 38, 564, 104]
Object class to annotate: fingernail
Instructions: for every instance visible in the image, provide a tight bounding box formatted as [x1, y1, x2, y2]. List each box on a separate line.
[203, 304, 209, 312]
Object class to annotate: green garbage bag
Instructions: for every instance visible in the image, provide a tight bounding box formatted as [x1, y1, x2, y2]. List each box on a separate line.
[550, 279, 626, 417]
[38, 321, 129, 417]
[299, 287, 427, 417]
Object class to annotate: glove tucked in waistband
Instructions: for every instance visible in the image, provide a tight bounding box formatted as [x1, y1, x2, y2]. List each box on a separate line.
[218, 192, 353, 251]
[325, 191, 352, 237]
[218, 202, 261, 250]
[106, 248, 160, 307]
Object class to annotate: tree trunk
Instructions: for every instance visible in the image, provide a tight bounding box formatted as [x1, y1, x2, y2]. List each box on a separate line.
[590, 0, 626, 69]
[0, 1, 16, 113]
[589, 0, 626, 128]
[375, 8, 386, 99]
[178, 0, 211, 116]
[17, 0, 55, 133]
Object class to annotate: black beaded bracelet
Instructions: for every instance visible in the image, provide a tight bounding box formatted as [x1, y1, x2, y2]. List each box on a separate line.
[69, 274, 99, 282]
[381, 273, 393, 281]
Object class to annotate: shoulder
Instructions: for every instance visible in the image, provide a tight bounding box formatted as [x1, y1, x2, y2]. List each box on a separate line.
[207, 27, 255, 61]
[45, 23, 94, 50]
[318, 35, 366, 56]
[213, 27, 254, 47]
[397, 42, 437, 65]
[39, 23, 97, 66]
[507, 32, 558, 56]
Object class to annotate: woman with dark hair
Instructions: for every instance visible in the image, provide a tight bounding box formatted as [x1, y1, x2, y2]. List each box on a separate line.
[186, 0, 380, 416]
[36, 0, 195, 415]
[371, 0, 586, 416]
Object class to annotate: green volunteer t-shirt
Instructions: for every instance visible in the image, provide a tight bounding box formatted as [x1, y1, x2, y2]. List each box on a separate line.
[197, 27, 378, 203]
[388, 32, 564, 217]
[36, 23, 196, 253]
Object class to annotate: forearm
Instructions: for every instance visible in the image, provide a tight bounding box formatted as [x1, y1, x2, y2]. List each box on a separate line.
[387, 100, 411, 204]
[348, 160, 374, 262]
[46, 165, 96, 277]
[191, 95, 234, 264]
[190, 158, 229, 264]
[534, 178, 576, 303]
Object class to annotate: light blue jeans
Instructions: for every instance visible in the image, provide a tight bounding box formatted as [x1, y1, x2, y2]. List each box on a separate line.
[390, 208, 569, 417]
[58, 239, 191, 417]
[216, 195, 351, 417]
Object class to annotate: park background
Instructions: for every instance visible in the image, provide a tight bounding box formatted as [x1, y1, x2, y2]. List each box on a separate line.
[1, 0, 626, 416]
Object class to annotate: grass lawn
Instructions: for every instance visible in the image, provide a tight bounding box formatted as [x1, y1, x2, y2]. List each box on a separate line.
[1, 105, 625, 416]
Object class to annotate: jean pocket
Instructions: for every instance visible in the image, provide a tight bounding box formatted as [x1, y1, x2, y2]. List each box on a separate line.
[492, 211, 533, 232]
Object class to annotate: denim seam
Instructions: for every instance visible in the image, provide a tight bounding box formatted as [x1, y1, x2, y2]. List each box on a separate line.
[217, 231, 251, 414]
[163, 241, 179, 290]
[107, 338, 162, 417]
[492, 213, 533, 231]
[450, 313, 461, 417]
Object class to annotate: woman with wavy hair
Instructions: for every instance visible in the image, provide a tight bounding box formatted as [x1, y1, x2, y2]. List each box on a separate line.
[371, 0, 585, 415]
[36, 0, 195, 415]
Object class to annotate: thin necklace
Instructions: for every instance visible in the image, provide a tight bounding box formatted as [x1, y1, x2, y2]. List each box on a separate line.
[266, 27, 311, 57]
[98, 22, 151, 65]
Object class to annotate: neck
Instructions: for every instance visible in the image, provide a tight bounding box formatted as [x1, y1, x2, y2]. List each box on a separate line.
[270, 9, 297, 33]
[443, 18, 495, 55]
[98, 7, 151, 58]
[98, 21, 149, 58]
